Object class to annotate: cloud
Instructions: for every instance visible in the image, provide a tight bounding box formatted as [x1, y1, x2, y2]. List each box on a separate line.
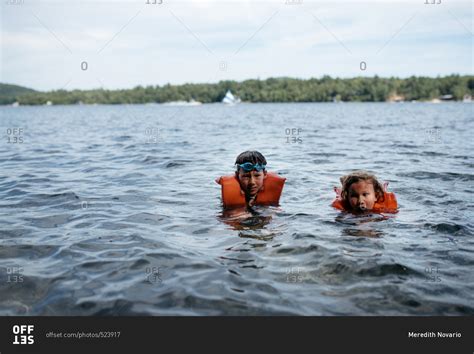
[1, 0, 471, 90]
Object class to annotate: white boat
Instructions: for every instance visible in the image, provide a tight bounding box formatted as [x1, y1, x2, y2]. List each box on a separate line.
[222, 90, 241, 104]
[163, 99, 202, 106]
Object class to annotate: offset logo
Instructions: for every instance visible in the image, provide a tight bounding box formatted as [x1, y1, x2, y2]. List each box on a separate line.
[12, 325, 34, 344]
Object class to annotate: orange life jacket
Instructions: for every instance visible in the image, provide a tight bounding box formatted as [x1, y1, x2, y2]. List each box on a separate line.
[331, 184, 398, 213]
[215, 172, 286, 208]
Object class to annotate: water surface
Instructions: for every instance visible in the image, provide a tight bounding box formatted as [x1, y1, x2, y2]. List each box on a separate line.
[0, 102, 473, 315]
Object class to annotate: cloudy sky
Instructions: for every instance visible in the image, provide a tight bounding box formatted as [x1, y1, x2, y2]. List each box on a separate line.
[1, 0, 472, 91]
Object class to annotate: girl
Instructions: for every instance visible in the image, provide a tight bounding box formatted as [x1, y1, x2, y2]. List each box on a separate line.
[332, 170, 398, 213]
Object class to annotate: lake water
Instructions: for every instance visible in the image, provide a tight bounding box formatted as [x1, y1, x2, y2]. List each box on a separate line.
[0, 102, 473, 315]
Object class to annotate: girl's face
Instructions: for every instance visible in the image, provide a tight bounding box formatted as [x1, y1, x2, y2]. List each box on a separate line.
[237, 169, 266, 197]
[347, 180, 378, 212]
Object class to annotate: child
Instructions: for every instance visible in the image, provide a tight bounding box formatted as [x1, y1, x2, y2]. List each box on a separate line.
[216, 151, 286, 209]
[332, 170, 398, 213]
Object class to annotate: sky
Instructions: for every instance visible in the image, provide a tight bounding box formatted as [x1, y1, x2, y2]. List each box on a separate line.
[1, 0, 473, 91]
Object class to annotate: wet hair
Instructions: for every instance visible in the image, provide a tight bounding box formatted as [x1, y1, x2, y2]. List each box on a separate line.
[235, 151, 267, 170]
[340, 170, 384, 206]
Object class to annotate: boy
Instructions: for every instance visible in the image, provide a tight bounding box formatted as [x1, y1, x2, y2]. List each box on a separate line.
[216, 151, 285, 209]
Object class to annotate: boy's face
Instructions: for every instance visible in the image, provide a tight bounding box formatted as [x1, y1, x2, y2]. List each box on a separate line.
[237, 169, 267, 196]
[347, 180, 378, 212]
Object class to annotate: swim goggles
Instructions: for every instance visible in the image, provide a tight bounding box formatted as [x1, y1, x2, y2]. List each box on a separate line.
[236, 162, 266, 172]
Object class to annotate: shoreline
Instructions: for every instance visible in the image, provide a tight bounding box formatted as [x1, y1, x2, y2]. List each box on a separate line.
[2, 100, 472, 107]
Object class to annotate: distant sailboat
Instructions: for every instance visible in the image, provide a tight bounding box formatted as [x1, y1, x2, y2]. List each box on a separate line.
[222, 90, 241, 104]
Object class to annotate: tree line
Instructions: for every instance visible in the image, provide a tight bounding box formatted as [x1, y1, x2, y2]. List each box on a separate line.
[1, 75, 473, 105]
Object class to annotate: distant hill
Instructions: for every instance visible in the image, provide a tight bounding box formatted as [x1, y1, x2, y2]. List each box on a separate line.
[0, 83, 37, 104]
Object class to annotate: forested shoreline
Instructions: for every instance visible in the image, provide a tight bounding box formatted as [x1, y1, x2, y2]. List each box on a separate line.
[1, 75, 472, 105]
